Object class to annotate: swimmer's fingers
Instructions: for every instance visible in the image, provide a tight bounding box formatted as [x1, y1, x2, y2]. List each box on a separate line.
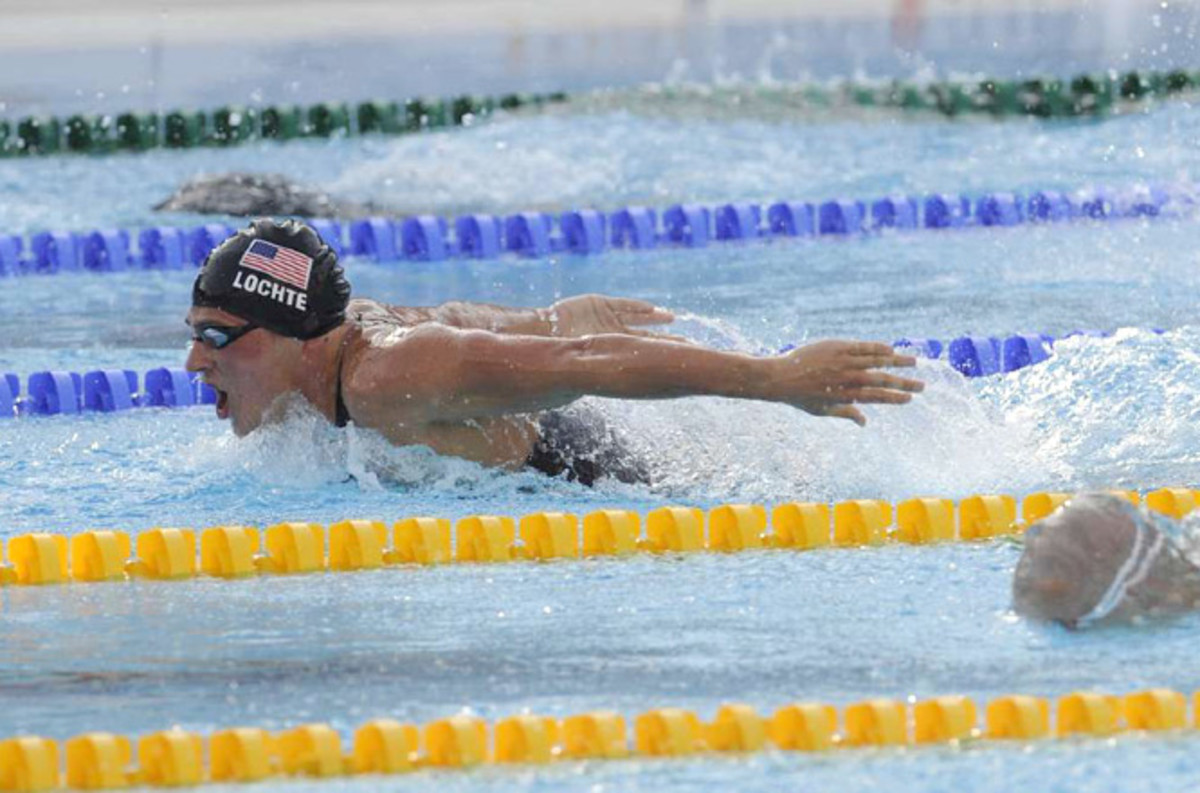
[628, 328, 697, 345]
[842, 387, 916, 405]
[850, 352, 919, 369]
[848, 341, 903, 358]
[815, 390, 908, 425]
[845, 371, 925, 393]
[605, 297, 676, 325]
[815, 341, 916, 369]
[823, 404, 867, 426]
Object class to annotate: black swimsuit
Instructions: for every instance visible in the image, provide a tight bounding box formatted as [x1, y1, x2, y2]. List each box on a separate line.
[333, 340, 352, 428]
[522, 408, 650, 487]
[334, 376, 351, 428]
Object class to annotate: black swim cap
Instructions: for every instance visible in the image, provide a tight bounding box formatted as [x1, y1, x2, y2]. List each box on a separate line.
[192, 219, 351, 340]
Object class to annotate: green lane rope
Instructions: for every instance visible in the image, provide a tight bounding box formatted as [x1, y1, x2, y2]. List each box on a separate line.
[0, 91, 567, 158]
[0, 67, 1195, 159]
[611, 68, 1197, 120]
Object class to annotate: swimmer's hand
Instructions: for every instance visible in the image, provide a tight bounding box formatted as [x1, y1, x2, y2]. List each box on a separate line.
[546, 295, 689, 342]
[766, 341, 923, 426]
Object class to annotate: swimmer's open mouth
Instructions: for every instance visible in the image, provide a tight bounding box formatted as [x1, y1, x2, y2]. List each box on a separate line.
[215, 388, 230, 420]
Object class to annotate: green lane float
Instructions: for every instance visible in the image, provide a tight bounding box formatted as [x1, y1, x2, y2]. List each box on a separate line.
[835, 68, 1193, 119]
[0, 67, 1195, 160]
[0, 91, 568, 159]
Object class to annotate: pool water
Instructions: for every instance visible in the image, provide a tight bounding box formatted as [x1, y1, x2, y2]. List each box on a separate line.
[3, 85, 1200, 792]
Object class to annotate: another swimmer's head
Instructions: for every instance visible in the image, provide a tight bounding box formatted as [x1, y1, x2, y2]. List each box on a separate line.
[1013, 493, 1139, 626]
[185, 219, 351, 436]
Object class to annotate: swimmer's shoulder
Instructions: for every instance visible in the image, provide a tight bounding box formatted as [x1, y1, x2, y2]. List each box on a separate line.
[346, 297, 391, 325]
[340, 321, 463, 426]
[347, 298, 431, 329]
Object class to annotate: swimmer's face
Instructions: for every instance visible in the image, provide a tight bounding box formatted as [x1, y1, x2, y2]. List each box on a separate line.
[184, 306, 303, 436]
[1012, 495, 1138, 624]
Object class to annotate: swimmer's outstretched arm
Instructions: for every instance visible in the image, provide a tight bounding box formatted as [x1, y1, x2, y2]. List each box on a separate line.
[345, 326, 922, 427]
[380, 295, 678, 339]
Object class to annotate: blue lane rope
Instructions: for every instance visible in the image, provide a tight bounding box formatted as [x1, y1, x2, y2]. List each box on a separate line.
[0, 183, 1189, 275]
[0, 368, 215, 418]
[0, 328, 1134, 418]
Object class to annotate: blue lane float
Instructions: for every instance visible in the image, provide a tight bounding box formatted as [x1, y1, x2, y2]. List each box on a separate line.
[714, 204, 761, 241]
[895, 329, 1124, 377]
[1079, 189, 1115, 219]
[350, 217, 400, 262]
[818, 199, 866, 235]
[561, 210, 606, 254]
[767, 202, 816, 237]
[2, 367, 214, 417]
[505, 212, 555, 257]
[0, 328, 1147, 420]
[31, 231, 80, 273]
[0, 235, 21, 275]
[924, 194, 972, 229]
[871, 196, 919, 230]
[1027, 191, 1072, 222]
[976, 193, 1024, 227]
[610, 207, 658, 249]
[0, 182, 1195, 275]
[82, 370, 138, 412]
[663, 204, 712, 247]
[186, 224, 235, 266]
[0, 375, 15, 417]
[401, 216, 450, 261]
[946, 336, 1003, 376]
[82, 230, 132, 271]
[139, 227, 187, 269]
[455, 214, 503, 258]
[26, 371, 83, 415]
[143, 367, 200, 407]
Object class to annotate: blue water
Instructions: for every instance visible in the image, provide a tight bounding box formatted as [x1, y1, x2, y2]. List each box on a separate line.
[3, 87, 1200, 791]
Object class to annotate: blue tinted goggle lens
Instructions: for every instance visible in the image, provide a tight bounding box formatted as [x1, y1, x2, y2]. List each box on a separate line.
[192, 323, 257, 350]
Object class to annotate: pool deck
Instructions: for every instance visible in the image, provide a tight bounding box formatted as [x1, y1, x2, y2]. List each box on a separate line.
[0, 0, 1181, 118]
[0, 0, 1096, 48]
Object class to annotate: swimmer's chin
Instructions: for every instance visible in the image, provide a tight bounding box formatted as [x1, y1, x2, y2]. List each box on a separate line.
[231, 392, 324, 438]
[228, 412, 256, 437]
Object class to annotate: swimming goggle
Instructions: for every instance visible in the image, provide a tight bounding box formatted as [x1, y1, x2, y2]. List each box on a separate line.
[190, 321, 260, 350]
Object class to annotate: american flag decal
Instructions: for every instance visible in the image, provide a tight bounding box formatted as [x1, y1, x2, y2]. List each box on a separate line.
[237, 240, 313, 290]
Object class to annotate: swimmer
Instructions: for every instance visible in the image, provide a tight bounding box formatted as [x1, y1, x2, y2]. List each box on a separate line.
[186, 219, 925, 485]
[1013, 492, 1200, 628]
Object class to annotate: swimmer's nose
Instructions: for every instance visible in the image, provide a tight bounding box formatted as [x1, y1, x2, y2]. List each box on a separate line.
[184, 340, 211, 373]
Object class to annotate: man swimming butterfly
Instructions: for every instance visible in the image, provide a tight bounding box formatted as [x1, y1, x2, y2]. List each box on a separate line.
[185, 219, 925, 485]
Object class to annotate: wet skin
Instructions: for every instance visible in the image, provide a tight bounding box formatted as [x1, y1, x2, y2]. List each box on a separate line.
[186, 296, 925, 470]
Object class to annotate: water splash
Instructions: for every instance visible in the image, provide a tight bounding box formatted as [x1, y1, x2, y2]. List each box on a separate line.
[984, 326, 1200, 490]
[187, 399, 524, 495]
